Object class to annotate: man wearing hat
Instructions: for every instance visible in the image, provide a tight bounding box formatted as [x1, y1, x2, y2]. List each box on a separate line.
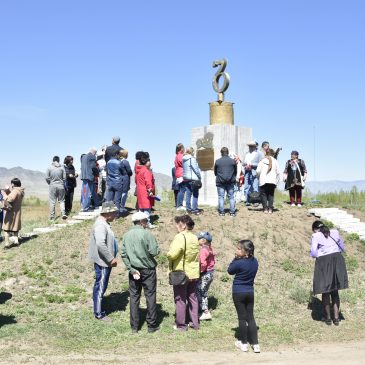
[243, 140, 263, 206]
[105, 136, 124, 163]
[120, 211, 161, 333]
[88, 201, 118, 321]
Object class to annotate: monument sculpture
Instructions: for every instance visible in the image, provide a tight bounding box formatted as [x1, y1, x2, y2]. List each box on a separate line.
[192, 59, 253, 205]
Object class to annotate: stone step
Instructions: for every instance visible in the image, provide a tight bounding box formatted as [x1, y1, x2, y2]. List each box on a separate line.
[33, 227, 60, 234]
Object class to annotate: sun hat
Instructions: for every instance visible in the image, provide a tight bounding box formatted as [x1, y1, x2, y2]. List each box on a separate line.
[100, 201, 118, 214]
[131, 211, 149, 222]
[197, 231, 213, 242]
[247, 140, 257, 147]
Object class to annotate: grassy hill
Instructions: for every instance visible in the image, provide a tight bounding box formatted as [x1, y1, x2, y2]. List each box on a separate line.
[1, 197, 365, 361]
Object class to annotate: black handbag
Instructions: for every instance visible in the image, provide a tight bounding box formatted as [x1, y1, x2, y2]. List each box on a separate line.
[191, 180, 202, 189]
[169, 234, 189, 286]
[248, 191, 261, 204]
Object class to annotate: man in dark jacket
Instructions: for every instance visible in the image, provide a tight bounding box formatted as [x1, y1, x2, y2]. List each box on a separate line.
[105, 136, 123, 163]
[81, 148, 100, 211]
[214, 147, 237, 217]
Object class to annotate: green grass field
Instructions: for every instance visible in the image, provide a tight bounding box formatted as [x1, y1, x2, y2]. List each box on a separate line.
[1, 193, 365, 359]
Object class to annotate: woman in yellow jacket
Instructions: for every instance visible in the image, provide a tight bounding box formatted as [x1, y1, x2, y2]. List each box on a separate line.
[167, 215, 200, 331]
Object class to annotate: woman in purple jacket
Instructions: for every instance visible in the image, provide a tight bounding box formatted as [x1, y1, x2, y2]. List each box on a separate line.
[228, 240, 260, 353]
[311, 220, 348, 326]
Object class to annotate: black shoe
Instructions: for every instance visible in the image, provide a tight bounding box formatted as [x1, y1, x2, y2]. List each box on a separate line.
[148, 326, 160, 333]
[333, 318, 340, 326]
[219, 213, 225, 217]
[229, 213, 236, 217]
[131, 328, 138, 334]
[325, 319, 332, 326]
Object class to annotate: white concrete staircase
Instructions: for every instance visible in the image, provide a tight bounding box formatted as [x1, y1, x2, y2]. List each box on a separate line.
[22, 207, 101, 238]
[308, 207, 365, 240]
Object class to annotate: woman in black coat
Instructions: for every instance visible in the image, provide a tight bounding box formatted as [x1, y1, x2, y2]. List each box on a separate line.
[64, 156, 78, 215]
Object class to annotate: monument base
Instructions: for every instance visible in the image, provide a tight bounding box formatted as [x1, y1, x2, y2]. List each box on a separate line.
[191, 124, 252, 206]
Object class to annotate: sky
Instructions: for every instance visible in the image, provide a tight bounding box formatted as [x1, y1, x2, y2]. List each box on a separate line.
[0, 0, 364, 181]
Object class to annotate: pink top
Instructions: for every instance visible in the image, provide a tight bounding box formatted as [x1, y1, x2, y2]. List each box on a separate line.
[200, 245, 215, 273]
[310, 229, 345, 258]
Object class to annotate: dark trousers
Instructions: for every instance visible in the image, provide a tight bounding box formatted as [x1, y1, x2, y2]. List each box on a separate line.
[260, 183, 276, 210]
[173, 280, 199, 330]
[289, 185, 302, 204]
[65, 189, 74, 214]
[232, 292, 258, 345]
[129, 268, 157, 330]
[93, 263, 112, 319]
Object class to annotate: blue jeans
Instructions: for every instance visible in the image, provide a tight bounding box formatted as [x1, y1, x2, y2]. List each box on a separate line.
[120, 192, 128, 212]
[185, 182, 199, 211]
[244, 170, 259, 203]
[105, 185, 123, 213]
[176, 182, 186, 208]
[81, 179, 100, 211]
[93, 263, 112, 319]
[217, 183, 235, 214]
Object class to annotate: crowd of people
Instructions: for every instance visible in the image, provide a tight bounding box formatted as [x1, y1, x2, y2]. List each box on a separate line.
[173, 140, 307, 216]
[0, 136, 350, 355]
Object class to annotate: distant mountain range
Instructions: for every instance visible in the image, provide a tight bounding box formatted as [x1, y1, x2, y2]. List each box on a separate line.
[0, 166, 172, 198]
[1, 166, 364, 198]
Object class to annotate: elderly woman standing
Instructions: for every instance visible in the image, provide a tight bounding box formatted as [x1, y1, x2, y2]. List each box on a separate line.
[1, 178, 25, 248]
[283, 150, 307, 207]
[311, 220, 348, 326]
[167, 215, 200, 331]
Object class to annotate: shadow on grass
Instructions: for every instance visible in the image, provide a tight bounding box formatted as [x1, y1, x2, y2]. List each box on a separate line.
[0, 292, 16, 328]
[0, 292, 12, 304]
[308, 296, 346, 322]
[209, 296, 219, 310]
[104, 291, 129, 315]
[0, 315, 17, 328]
[231, 325, 260, 342]
[139, 303, 169, 330]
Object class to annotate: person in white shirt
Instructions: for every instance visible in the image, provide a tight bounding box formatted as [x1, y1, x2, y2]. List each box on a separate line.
[256, 150, 280, 213]
[242, 141, 263, 206]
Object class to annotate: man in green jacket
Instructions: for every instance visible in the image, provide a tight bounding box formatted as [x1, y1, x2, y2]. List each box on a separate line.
[121, 211, 160, 334]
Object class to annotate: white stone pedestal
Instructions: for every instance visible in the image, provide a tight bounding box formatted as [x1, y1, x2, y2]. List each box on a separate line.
[191, 124, 252, 206]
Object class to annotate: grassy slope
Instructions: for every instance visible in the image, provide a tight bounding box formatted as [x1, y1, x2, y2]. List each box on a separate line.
[0, 199, 365, 359]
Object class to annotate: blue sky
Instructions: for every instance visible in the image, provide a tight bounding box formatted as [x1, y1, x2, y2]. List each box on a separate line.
[0, 0, 364, 181]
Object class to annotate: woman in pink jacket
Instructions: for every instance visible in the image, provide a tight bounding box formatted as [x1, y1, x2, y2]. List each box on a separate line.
[174, 143, 185, 210]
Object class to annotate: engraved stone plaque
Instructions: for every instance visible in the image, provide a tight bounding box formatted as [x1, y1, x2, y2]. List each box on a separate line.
[197, 149, 214, 171]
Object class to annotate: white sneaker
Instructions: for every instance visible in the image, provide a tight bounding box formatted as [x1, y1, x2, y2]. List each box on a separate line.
[252, 344, 261, 353]
[297, 204, 302, 207]
[199, 311, 212, 320]
[176, 206, 186, 211]
[235, 340, 248, 352]
[291, 203, 296, 207]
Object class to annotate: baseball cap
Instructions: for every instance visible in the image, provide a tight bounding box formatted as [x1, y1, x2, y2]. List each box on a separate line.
[197, 231, 212, 242]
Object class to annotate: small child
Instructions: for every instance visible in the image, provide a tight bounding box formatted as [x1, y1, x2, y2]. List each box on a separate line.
[196, 231, 215, 320]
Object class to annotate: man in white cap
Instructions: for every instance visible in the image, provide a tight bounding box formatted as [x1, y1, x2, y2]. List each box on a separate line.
[88, 201, 118, 321]
[120, 211, 160, 334]
[243, 140, 263, 206]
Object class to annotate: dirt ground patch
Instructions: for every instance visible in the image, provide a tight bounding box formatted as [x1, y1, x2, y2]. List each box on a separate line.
[1, 340, 364, 365]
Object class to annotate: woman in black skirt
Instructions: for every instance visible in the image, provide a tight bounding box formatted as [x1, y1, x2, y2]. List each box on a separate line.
[311, 220, 348, 325]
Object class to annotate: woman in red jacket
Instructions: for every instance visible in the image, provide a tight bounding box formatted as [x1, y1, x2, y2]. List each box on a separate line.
[136, 153, 155, 228]
[175, 143, 185, 210]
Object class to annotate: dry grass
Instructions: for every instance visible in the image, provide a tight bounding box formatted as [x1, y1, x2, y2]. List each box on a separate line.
[1, 197, 365, 359]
